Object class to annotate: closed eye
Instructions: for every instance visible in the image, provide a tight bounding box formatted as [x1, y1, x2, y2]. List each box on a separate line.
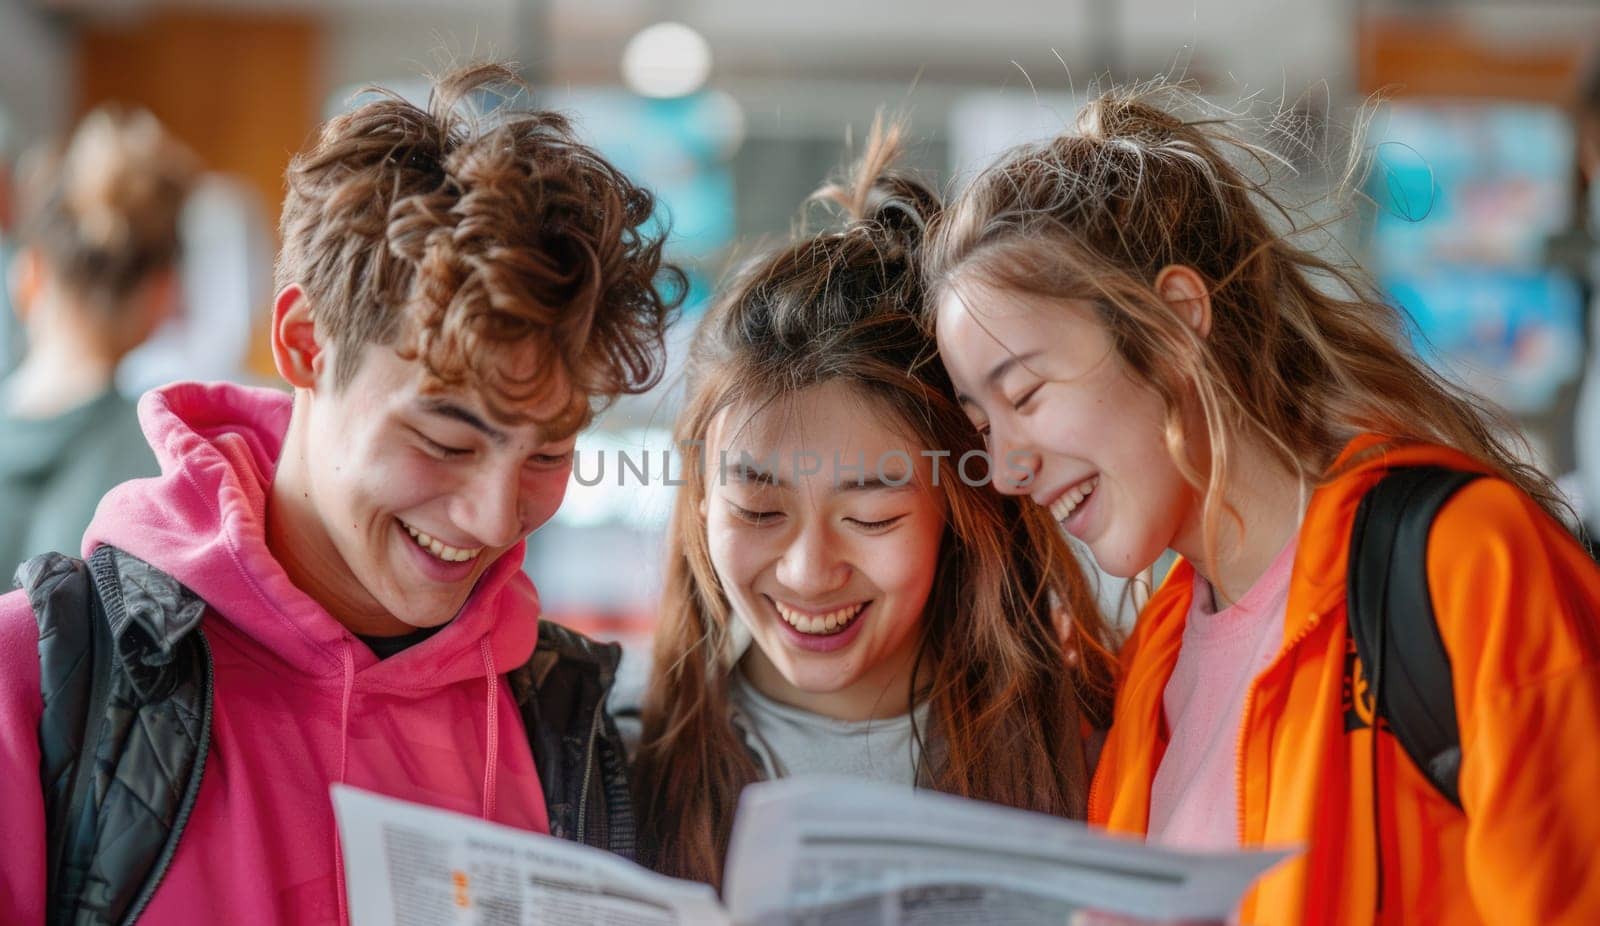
[1010, 384, 1043, 412]
[728, 502, 782, 525]
[423, 437, 471, 459]
[846, 515, 906, 531]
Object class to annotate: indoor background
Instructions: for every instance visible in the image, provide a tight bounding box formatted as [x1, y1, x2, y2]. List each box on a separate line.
[2, 0, 1596, 654]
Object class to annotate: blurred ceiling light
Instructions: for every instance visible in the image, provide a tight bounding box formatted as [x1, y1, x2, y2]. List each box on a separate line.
[621, 22, 712, 99]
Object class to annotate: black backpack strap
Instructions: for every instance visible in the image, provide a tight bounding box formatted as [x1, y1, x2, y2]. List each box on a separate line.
[20, 545, 213, 926]
[1347, 465, 1482, 809]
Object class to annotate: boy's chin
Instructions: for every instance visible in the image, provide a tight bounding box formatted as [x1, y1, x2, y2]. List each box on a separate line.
[373, 588, 465, 632]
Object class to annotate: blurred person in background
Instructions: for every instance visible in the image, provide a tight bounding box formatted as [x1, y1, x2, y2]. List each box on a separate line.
[0, 105, 196, 574]
[117, 175, 277, 396]
[0, 107, 22, 378]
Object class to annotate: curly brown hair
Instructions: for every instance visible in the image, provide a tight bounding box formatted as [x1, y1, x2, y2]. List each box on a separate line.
[275, 62, 686, 434]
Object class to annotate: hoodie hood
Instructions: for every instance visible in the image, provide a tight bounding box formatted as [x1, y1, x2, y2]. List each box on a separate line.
[84, 380, 541, 689]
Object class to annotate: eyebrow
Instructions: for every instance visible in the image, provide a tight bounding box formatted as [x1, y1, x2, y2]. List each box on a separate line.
[417, 398, 510, 448]
[835, 475, 917, 495]
[725, 462, 916, 494]
[727, 462, 785, 488]
[955, 350, 1045, 407]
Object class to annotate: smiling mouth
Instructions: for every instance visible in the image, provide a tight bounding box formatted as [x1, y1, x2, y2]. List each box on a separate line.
[1048, 475, 1100, 525]
[400, 519, 483, 564]
[771, 599, 869, 636]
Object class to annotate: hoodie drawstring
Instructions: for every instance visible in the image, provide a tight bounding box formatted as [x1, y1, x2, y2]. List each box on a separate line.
[479, 636, 499, 821]
[327, 636, 493, 920]
[338, 641, 355, 783]
[334, 639, 356, 925]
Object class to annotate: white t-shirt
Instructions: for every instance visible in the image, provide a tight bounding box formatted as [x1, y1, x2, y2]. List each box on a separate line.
[729, 669, 928, 787]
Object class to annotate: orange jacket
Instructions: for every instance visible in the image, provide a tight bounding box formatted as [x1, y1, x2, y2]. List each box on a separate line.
[1088, 435, 1600, 925]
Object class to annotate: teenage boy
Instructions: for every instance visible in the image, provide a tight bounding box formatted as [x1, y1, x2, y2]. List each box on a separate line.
[0, 63, 683, 924]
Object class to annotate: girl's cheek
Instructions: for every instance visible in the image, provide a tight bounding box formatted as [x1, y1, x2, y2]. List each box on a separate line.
[865, 528, 940, 598]
[706, 521, 762, 585]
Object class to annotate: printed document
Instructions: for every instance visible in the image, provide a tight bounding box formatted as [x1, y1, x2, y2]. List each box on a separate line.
[332, 778, 1293, 925]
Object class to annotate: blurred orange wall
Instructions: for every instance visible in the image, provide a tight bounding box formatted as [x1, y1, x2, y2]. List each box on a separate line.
[1360, 16, 1587, 103]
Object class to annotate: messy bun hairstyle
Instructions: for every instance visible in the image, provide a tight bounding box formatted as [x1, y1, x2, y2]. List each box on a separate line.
[632, 118, 1118, 887]
[18, 105, 198, 315]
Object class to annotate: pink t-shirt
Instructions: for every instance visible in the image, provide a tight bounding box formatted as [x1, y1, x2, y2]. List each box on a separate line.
[1147, 537, 1298, 850]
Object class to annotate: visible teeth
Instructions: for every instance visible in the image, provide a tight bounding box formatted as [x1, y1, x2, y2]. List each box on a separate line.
[773, 600, 867, 636]
[1048, 476, 1099, 524]
[403, 522, 482, 563]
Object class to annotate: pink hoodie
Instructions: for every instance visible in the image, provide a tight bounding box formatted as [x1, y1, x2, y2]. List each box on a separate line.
[0, 381, 549, 924]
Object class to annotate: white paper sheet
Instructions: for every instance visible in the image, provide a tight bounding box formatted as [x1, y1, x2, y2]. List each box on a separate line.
[722, 778, 1296, 925]
[332, 785, 728, 926]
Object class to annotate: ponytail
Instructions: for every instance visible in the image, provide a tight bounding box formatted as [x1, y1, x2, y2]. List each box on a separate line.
[812, 114, 941, 249]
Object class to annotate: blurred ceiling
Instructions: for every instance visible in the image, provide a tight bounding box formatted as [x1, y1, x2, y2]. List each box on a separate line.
[33, 0, 1353, 88]
[30, 0, 1597, 94]
[14, 0, 1600, 146]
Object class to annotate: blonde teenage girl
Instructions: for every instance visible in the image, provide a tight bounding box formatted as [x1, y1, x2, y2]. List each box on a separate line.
[925, 87, 1600, 925]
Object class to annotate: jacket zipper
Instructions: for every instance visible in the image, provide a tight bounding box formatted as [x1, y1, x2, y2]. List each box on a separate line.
[124, 631, 214, 925]
[1234, 608, 1325, 850]
[575, 700, 603, 844]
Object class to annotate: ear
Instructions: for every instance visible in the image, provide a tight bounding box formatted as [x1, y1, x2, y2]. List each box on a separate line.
[1154, 265, 1212, 339]
[270, 284, 324, 389]
[8, 248, 45, 324]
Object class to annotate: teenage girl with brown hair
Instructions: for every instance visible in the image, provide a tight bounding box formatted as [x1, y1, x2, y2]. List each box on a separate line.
[632, 123, 1118, 887]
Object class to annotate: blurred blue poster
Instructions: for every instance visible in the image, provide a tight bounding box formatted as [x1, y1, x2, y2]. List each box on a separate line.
[1370, 103, 1583, 415]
